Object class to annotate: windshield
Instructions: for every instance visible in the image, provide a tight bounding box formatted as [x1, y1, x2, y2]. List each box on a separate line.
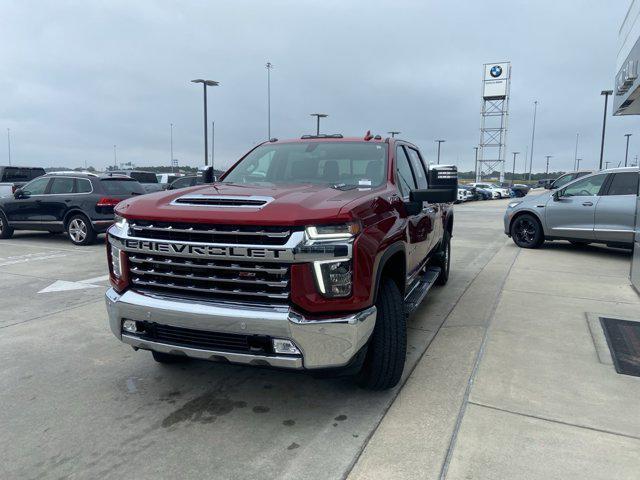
[100, 179, 146, 195]
[222, 142, 388, 187]
[128, 172, 158, 183]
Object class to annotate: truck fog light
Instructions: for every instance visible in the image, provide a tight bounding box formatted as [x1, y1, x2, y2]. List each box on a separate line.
[314, 260, 352, 297]
[122, 319, 138, 333]
[272, 338, 301, 355]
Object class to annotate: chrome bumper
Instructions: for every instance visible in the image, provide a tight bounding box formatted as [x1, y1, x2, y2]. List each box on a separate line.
[105, 288, 376, 370]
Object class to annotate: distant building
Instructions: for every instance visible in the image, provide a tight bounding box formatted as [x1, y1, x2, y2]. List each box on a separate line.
[614, 1, 640, 115]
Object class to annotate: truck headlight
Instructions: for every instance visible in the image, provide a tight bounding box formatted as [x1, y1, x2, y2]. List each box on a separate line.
[313, 260, 352, 297]
[306, 222, 360, 240]
[113, 214, 128, 231]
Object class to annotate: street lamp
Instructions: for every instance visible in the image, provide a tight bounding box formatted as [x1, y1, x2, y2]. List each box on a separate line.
[576, 158, 582, 170]
[170, 123, 174, 173]
[545, 155, 552, 175]
[511, 152, 520, 186]
[528, 100, 538, 181]
[435, 139, 445, 164]
[573, 133, 579, 171]
[310, 113, 328, 135]
[605, 161, 611, 169]
[266, 62, 274, 139]
[624, 133, 632, 167]
[388, 131, 401, 138]
[113, 144, 117, 169]
[6, 128, 11, 167]
[473, 146, 479, 181]
[191, 79, 220, 166]
[599, 90, 613, 170]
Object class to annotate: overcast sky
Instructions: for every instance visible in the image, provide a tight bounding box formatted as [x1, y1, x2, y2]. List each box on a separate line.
[0, 0, 634, 173]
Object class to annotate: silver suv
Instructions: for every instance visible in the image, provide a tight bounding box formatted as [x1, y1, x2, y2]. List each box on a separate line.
[504, 167, 639, 248]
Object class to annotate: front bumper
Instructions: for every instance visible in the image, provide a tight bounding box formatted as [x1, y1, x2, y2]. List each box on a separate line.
[105, 288, 376, 370]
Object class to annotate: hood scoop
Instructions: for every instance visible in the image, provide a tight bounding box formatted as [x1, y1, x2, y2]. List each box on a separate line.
[171, 194, 273, 208]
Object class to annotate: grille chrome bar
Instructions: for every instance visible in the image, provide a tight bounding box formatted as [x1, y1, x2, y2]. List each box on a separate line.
[130, 266, 288, 287]
[132, 278, 289, 300]
[128, 255, 287, 275]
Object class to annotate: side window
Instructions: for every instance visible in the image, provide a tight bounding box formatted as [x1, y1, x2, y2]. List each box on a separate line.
[50, 177, 76, 194]
[605, 172, 639, 196]
[22, 177, 50, 195]
[406, 148, 428, 189]
[76, 179, 92, 193]
[395, 146, 416, 198]
[562, 174, 606, 197]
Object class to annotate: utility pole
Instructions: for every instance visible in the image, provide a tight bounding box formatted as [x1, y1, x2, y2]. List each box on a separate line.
[211, 121, 215, 171]
[266, 62, 273, 139]
[435, 139, 445, 164]
[191, 79, 220, 166]
[605, 161, 611, 169]
[528, 100, 538, 180]
[624, 133, 632, 167]
[6, 128, 11, 166]
[511, 152, 519, 185]
[574, 133, 579, 170]
[170, 123, 174, 173]
[473, 147, 479, 178]
[310, 113, 328, 135]
[599, 90, 613, 170]
[576, 158, 582, 170]
[113, 144, 117, 169]
[388, 131, 401, 138]
[545, 155, 552, 175]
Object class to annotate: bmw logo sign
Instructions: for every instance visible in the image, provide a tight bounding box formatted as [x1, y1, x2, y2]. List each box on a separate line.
[490, 65, 502, 78]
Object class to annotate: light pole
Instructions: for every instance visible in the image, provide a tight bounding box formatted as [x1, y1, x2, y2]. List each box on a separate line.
[6, 128, 11, 166]
[191, 79, 220, 166]
[113, 144, 117, 169]
[576, 158, 582, 170]
[528, 101, 538, 181]
[388, 131, 401, 138]
[170, 123, 174, 173]
[211, 121, 215, 170]
[574, 133, 579, 170]
[473, 146, 479, 179]
[605, 161, 611, 169]
[310, 113, 328, 135]
[511, 152, 520, 185]
[545, 155, 552, 176]
[624, 133, 632, 167]
[266, 62, 273, 139]
[599, 90, 613, 170]
[435, 139, 445, 164]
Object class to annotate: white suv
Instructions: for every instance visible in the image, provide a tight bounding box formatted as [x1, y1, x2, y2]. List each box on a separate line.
[469, 182, 511, 199]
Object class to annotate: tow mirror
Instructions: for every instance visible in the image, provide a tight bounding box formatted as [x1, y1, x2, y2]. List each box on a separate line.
[410, 187, 457, 204]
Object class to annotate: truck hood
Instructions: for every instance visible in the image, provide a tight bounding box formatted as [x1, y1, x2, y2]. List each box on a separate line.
[115, 182, 379, 225]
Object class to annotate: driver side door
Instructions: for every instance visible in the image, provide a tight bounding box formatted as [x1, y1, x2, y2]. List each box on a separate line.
[544, 173, 607, 240]
[3, 176, 51, 223]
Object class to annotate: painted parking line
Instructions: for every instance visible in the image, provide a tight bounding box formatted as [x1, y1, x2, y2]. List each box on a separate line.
[38, 274, 110, 294]
[0, 252, 68, 267]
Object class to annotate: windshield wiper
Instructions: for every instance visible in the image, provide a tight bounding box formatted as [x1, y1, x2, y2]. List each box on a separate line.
[330, 183, 358, 191]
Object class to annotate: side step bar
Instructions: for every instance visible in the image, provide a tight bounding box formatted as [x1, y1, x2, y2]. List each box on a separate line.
[404, 266, 441, 316]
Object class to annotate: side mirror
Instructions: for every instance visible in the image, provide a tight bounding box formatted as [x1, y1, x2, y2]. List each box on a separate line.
[544, 183, 552, 189]
[410, 187, 457, 204]
[13, 188, 25, 199]
[552, 190, 562, 201]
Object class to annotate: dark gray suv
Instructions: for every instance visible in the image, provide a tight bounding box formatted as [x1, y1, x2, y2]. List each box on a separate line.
[0, 172, 145, 245]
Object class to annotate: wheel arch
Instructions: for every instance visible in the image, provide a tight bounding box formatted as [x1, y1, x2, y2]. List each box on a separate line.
[509, 209, 545, 235]
[372, 242, 406, 303]
[63, 209, 91, 228]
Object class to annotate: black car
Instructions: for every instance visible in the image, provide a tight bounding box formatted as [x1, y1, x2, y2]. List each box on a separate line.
[0, 172, 145, 245]
[112, 170, 163, 193]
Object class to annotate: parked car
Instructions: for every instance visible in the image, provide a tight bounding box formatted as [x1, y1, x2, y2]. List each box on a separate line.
[456, 187, 470, 203]
[545, 170, 594, 190]
[105, 135, 458, 390]
[167, 175, 205, 190]
[112, 170, 163, 193]
[469, 182, 511, 199]
[505, 167, 639, 249]
[536, 179, 554, 188]
[0, 166, 46, 197]
[510, 184, 531, 197]
[156, 173, 182, 188]
[0, 172, 145, 245]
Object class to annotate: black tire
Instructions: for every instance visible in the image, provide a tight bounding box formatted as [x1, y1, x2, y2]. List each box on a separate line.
[356, 278, 406, 390]
[0, 211, 14, 239]
[435, 231, 451, 286]
[152, 351, 188, 364]
[66, 214, 96, 246]
[510, 213, 544, 249]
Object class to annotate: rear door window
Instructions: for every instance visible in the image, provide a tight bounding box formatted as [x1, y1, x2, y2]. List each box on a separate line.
[100, 179, 146, 195]
[604, 172, 639, 196]
[76, 178, 92, 193]
[50, 177, 76, 194]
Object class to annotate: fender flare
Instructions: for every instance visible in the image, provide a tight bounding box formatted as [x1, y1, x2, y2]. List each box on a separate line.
[371, 241, 406, 304]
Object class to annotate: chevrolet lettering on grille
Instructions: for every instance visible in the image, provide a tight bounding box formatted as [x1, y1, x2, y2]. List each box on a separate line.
[123, 239, 287, 260]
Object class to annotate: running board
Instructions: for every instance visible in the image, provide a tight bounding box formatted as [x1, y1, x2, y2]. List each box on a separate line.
[404, 267, 441, 316]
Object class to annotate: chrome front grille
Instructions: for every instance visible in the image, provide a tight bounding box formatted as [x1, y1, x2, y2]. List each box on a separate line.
[128, 253, 290, 302]
[128, 220, 295, 246]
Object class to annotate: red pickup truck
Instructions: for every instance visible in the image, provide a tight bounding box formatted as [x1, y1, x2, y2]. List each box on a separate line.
[105, 134, 456, 390]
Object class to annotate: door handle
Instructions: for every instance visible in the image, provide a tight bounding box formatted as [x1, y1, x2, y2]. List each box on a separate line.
[582, 202, 593, 206]
[65, 199, 71, 203]
[35, 199, 42, 203]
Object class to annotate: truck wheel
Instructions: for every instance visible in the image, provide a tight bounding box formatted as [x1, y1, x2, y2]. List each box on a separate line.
[435, 232, 451, 286]
[356, 277, 406, 390]
[510, 214, 544, 249]
[66, 214, 96, 246]
[152, 351, 188, 364]
[0, 212, 14, 239]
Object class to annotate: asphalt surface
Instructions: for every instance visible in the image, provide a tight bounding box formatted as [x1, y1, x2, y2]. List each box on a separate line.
[0, 199, 511, 480]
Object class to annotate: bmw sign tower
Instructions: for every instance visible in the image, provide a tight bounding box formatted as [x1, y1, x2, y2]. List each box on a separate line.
[476, 62, 511, 182]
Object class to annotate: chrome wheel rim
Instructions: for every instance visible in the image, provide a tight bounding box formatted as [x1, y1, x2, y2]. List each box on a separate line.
[69, 219, 87, 243]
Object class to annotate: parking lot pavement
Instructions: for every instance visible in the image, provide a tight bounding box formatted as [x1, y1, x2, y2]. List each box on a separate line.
[0, 198, 557, 480]
[350, 205, 640, 479]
